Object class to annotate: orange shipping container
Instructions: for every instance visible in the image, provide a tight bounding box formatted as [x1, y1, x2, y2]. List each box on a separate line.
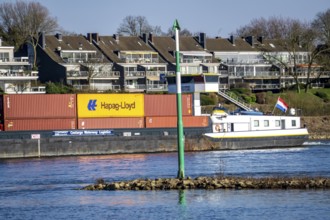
[4, 118, 76, 131]
[2, 94, 76, 119]
[145, 116, 209, 128]
[144, 94, 192, 116]
[78, 117, 145, 129]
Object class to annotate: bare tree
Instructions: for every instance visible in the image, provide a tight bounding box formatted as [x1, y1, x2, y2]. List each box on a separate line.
[239, 16, 329, 93]
[0, 1, 58, 68]
[166, 27, 193, 36]
[312, 9, 330, 44]
[236, 16, 290, 39]
[117, 15, 162, 36]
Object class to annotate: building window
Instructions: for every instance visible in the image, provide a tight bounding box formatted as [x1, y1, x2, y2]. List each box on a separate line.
[292, 120, 296, 127]
[254, 120, 259, 127]
[0, 52, 10, 61]
[264, 120, 269, 127]
[275, 120, 280, 127]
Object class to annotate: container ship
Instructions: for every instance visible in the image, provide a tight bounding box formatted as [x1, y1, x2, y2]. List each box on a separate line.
[0, 94, 308, 158]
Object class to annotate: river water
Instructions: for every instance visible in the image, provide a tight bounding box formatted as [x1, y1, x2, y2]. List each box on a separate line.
[0, 141, 330, 220]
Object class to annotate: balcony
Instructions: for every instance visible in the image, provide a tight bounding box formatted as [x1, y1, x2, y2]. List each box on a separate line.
[125, 84, 146, 91]
[67, 71, 120, 79]
[0, 70, 38, 79]
[229, 71, 280, 78]
[93, 71, 120, 79]
[0, 57, 30, 64]
[146, 84, 168, 92]
[4, 86, 46, 94]
[120, 58, 159, 64]
[125, 71, 145, 78]
[73, 84, 121, 91]
[62, 57, 106, 64]
[181, 58, 212, 63]
[251, 84, 281, 91]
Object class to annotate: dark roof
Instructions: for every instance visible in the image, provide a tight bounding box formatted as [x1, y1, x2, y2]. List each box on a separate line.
[206, 37, 258, 52]
[150, 36, 210, 63]
[42, 34, 102, 63]
[95, 35, 158, 63]
[256, 39, 306, 52]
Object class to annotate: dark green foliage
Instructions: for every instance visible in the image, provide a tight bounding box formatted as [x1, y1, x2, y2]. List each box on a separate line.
[201, 93, 216, 105]
[202, 89, 330, 116]
[314, 91, 329, 102]
[45, 82, 74, 94]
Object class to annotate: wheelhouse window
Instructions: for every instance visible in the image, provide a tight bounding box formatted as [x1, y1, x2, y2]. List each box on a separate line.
[254, 120, 259, 127]
[292, 120, 297, 127]
[264, 120, 269, 127]
[275, 120, 281, 127]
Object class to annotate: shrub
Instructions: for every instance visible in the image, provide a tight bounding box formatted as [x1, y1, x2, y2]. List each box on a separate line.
[201, 93, 216, 105]
[45, 82, 74, 94]
[314, 91, 329, 102]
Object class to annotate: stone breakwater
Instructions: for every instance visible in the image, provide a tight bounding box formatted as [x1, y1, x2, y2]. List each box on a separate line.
[82, 176, 330, 191]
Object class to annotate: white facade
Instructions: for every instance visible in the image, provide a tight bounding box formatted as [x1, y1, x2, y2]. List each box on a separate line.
[0, 40, 44, 94]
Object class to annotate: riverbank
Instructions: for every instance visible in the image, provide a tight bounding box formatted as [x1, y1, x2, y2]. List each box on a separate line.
[82, 176, 330, 191]
[302, 116, 330, 139]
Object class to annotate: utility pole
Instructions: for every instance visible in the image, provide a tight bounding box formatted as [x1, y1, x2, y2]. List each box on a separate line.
[173, 19, 185, 179]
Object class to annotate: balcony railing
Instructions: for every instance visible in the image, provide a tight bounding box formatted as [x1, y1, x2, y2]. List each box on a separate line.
[228, 71, 280, 77]
[181, 58, 212, 63]
[222, 59, 270, 65]
[125, 84, 146, 90]
[0, 57, 29, 63]
[31, 86, 46, 93]
[93, 71, 120, 78]
[251, 84, 281, 90]
[67, 71, 120, 78]
[125, 71, 145, 77]
[146, 84, 168, 91]
[0, 70, 38, 77]
[62, 57, 106, 64]
[120, 58, 159, 64]
[73, 84, 121, 91]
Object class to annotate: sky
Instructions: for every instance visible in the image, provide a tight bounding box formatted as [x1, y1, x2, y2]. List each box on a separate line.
[4, 0, 330, 38]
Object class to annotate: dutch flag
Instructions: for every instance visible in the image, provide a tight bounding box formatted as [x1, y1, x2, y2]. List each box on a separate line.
[275, 97, 289, 113]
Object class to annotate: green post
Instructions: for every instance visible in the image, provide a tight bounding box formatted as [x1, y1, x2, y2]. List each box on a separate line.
[173, 19, 185, 179]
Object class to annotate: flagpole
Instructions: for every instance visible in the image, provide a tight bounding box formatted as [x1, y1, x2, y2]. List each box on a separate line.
[272, 97, 279, 115]
[173, 19, 185, 179]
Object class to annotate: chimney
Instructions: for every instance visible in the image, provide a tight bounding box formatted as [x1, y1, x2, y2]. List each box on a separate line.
[113, 34, 119, 41]
[257, 36, 263, 44]
[87, 33, 92, 43]
[56, 33, 62, 41]
[39, 32, 46, 49]
[229, 35, 235, 46]
[199, 32, 206, 49]
[142, 33, 148, 43]
[148, 32, 153, 43]
[245, 36, 254, 47]
[92, 33, 99, 43]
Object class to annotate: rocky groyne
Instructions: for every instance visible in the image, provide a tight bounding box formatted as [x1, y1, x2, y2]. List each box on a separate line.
[82, 176, 330, 191]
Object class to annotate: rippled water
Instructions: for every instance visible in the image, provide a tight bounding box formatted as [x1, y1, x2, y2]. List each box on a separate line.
[0, 141, 329, 220]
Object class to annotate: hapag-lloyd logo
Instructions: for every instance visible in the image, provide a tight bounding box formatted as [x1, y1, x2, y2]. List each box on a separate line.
[87, 99, 136, 111]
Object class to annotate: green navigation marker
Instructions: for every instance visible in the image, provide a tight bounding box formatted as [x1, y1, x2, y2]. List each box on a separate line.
[172, 19, 185, 179]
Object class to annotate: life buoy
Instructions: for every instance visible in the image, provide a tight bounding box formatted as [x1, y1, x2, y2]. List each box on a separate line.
[214, 124, 221, 132]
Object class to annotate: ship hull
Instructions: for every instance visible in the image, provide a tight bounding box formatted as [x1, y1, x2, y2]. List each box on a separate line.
[0, 128, 309, 159]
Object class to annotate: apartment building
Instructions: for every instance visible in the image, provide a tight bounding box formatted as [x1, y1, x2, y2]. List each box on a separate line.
[35, 32, 329, 93]
[147, 33, 220, 93]
[37, 33, 118, 92]
[0, 38, 43, 94]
